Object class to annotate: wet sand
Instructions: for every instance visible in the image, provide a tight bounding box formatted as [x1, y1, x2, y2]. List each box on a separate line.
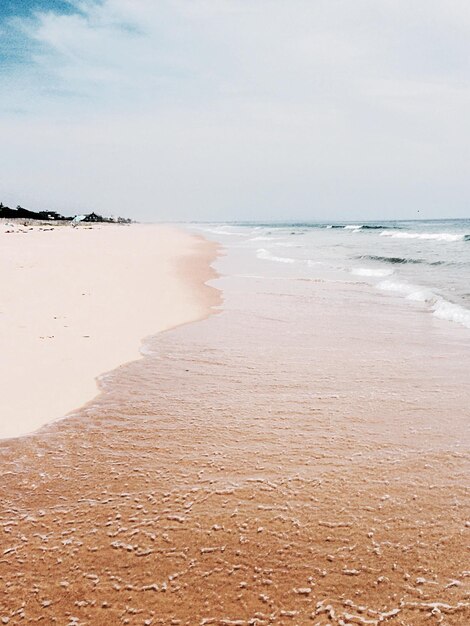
[1, 234, 470, 625]
[0, 222, 217, 438]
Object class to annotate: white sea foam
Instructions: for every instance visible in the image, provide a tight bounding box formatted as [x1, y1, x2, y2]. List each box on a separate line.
[380, 231, 465, 242]
[344, 225, 363, 230]
[432, 299, 470, 328]
[377, 280, 470, 329]
[351, 267, 394, 277]
[307, 260, 328, 267]
[256, 248, 296, 264]
[195, 226, 245, 237]
[377, 280, 433, 301]
[233, 274, 295, 281]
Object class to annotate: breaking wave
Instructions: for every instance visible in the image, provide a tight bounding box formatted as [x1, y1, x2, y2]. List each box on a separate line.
[377, 280, 470, 329]
[325, 224, 398, 231]
[256, 248, 296, 264]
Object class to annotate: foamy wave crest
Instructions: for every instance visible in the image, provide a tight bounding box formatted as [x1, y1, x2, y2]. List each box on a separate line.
[377, 280, 470, 329]
[327, 224, 393, 230]
[433, 300, 470, 328]
[196, 226, 245, 237]
[377, 280, 433, 301]
[351, 267, 394, 277]
[380, 231, 466, 242]
[256, 248, 296, 264]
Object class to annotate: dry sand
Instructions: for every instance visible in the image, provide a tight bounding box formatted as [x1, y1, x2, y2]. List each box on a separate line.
[0, 221, 218, 438]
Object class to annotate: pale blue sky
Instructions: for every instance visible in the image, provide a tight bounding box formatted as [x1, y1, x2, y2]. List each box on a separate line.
[1, 1, 470, 221]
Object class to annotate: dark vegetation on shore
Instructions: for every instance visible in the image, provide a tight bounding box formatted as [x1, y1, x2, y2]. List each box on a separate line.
[0, 203, 132, 223]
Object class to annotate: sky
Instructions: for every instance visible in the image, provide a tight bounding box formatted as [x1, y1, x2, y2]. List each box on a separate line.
[1, 0, 469, 222]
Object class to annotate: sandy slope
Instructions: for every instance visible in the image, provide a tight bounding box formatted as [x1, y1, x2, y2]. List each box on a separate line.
[0, 222, 218, 438]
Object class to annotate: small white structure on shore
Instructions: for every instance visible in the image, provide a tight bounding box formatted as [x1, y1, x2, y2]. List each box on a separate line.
[71, 215, 87, 227]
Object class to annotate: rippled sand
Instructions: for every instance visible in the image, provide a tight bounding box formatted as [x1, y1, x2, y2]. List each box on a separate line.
[1, 245, 470, 625]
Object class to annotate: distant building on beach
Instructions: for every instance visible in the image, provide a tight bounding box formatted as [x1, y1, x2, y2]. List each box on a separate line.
[0, 203, 132, 224]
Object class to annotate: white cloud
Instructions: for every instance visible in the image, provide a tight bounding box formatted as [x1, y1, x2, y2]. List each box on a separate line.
[1, 0, 470, 220]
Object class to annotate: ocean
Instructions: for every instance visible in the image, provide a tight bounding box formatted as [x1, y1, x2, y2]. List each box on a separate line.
[194, 218, 470, 331]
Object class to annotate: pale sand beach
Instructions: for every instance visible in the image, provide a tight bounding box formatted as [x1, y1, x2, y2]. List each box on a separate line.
[1, 225, 470, 625]
[0, 222, 219, 438]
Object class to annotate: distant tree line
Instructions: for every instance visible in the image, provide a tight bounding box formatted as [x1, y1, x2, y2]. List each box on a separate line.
[0, 203, 132, 224]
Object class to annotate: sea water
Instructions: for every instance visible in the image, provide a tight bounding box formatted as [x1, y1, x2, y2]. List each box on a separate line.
[193, 219, 470, 330]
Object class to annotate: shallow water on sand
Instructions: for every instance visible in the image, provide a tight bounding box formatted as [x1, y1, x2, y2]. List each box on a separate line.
[1, 233, 470, 624]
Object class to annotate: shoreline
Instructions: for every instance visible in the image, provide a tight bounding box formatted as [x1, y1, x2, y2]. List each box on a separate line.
[0, 223, 220, 440]
[0, 226, 469, 623]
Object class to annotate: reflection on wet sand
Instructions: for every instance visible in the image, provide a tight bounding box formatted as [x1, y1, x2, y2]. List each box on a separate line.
[1, 261, 470, 625]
